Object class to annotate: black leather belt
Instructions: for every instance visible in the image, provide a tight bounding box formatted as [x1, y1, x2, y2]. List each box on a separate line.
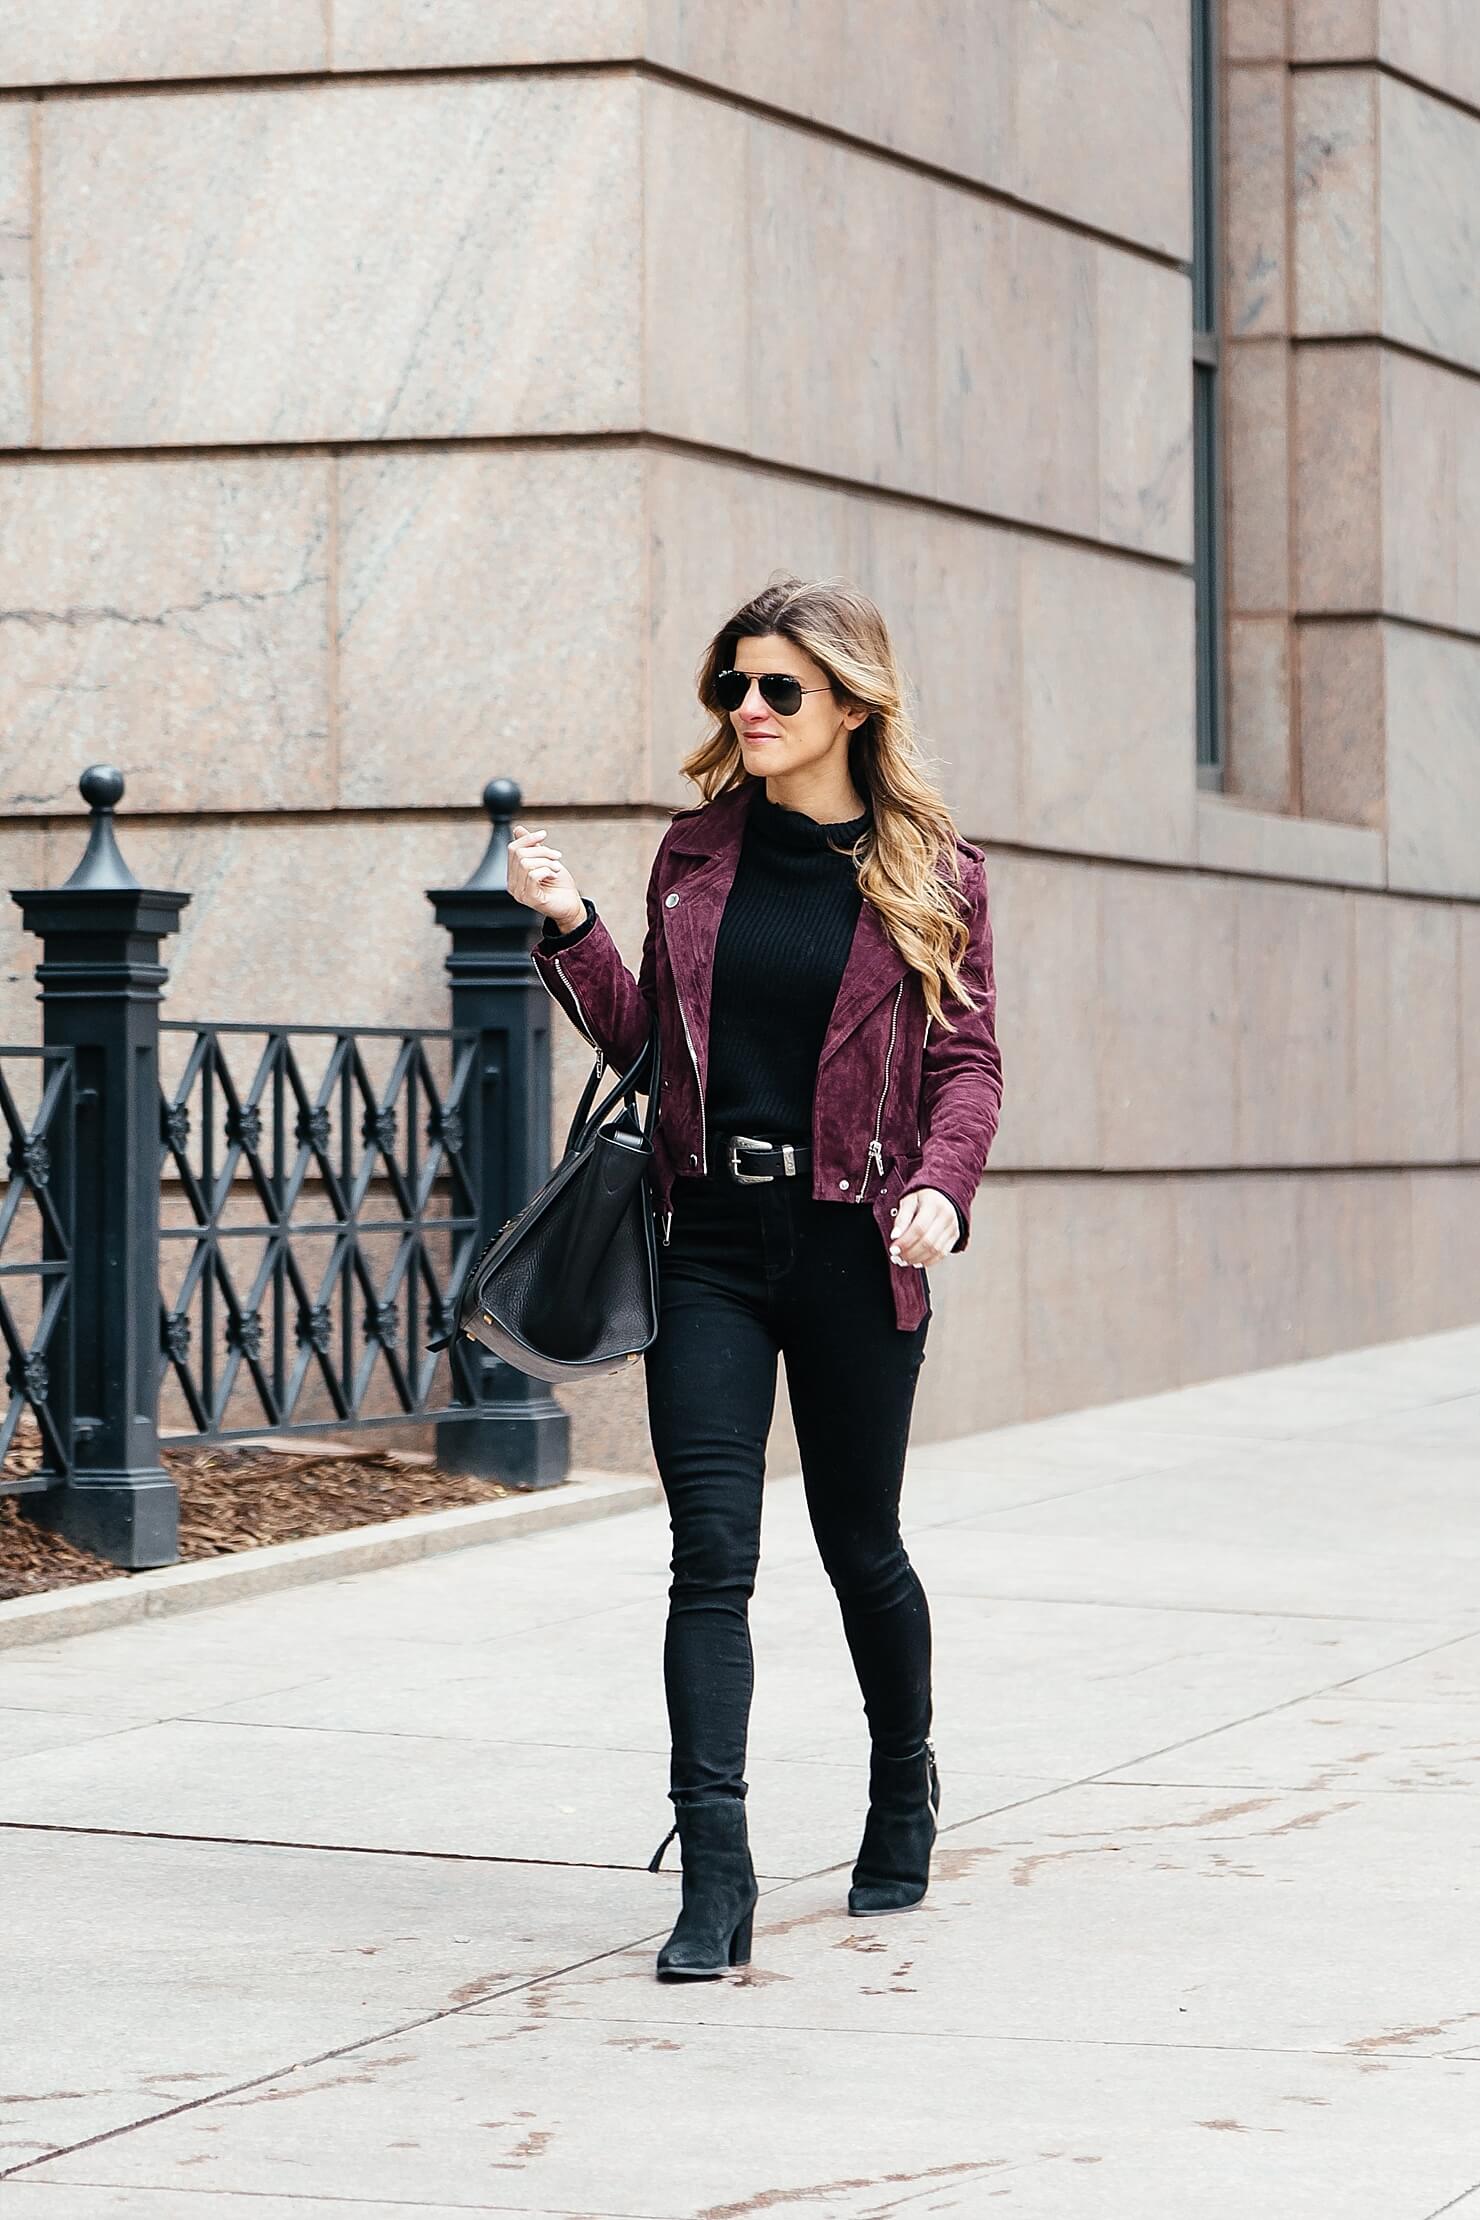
[717, 1133, 812, 1184]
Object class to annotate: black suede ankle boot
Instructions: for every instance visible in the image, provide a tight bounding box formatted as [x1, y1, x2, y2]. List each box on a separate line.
[650, 1797, 758, 1979]
[847, 1742, 940, 1916]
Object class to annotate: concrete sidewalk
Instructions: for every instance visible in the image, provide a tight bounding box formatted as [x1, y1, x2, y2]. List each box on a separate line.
[3, 1327, 1480, 2219]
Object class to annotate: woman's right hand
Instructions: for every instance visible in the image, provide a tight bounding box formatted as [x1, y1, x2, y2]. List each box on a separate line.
[509, 823, 587, 934]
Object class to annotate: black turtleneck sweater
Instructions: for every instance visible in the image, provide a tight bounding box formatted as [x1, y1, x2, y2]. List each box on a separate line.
[704, 783, 871, 1141]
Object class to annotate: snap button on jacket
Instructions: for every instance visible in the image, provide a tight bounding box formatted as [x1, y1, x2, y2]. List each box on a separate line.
[531, 783, 1003, 1332]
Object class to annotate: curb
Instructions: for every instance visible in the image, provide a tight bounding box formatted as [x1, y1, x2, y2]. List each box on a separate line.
[0, 1469, 662, 1652]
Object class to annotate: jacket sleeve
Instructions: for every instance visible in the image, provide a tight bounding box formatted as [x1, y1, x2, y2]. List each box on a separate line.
[530, 849, 662, 1086]
[901, 853, 1003, 1254]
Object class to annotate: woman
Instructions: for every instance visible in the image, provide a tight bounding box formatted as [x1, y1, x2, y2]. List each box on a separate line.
[509, 575, 1002, 1981]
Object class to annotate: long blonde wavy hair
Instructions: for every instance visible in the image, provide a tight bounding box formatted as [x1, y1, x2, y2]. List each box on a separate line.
[680, 573, 980, 1031]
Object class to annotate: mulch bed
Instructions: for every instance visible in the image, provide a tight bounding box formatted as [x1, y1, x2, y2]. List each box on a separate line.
[0, 1423, 516, 1601]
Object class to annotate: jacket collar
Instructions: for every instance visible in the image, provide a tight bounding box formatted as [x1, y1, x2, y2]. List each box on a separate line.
[664, 782, 752, 858]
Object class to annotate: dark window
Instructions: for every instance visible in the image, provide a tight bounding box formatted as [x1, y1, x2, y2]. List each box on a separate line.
[1191, 0, 1223, 786]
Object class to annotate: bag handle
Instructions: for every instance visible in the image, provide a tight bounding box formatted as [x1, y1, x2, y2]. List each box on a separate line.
[564, 1017, 661, 1156]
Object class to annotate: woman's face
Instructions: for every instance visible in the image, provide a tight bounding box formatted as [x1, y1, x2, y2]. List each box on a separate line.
[723, 633, 867, 776]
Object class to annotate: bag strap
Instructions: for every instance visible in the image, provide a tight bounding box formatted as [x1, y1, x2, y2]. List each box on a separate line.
[564, 1017, 661, 1156]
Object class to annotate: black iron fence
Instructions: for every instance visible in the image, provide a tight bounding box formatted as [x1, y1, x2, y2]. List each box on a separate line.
[158, 1020, 480, 1442]
[0, 1045, 75, 1487]
[1, 766, 570, 1569]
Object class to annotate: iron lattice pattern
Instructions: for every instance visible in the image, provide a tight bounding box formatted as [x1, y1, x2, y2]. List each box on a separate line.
[159, 1024, 479, 1442]
[0, 1047, 74, 1490]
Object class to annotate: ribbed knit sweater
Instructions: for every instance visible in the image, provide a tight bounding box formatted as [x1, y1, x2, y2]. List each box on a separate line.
[704, 782, 871, 1141]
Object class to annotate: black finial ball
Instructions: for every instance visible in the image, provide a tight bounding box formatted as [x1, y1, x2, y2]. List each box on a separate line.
[79, 765, 125, 811]
[483, 777, 521, 821]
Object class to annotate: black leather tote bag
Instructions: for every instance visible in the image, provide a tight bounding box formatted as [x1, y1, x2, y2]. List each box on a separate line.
[442, 1023, 661, 1383]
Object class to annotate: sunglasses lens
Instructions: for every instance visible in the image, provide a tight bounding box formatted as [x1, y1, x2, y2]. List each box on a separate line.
[716, 669, 810, 716]
[760, 674, 804, 716]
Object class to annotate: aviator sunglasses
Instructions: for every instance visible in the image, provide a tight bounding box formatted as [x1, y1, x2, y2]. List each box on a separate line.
[714, 668, 833, 717]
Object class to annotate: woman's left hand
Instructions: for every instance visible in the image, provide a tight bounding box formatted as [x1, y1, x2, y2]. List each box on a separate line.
[889, 1186, 958, 1270]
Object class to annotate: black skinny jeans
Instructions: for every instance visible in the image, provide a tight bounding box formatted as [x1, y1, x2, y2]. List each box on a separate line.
[643, 1166, 933, 1806]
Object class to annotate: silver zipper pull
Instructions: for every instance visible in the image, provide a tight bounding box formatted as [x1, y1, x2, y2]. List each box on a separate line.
[869, 1138, 884, 1173]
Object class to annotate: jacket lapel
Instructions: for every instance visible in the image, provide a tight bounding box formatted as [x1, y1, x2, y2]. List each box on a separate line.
[663, 780, 913, 1083]
[819, 899, 912, 1068]
[660, 787, 750, 1093]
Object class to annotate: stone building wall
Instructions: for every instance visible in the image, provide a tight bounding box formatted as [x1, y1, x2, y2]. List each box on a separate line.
[0, 4, 1476, 1476]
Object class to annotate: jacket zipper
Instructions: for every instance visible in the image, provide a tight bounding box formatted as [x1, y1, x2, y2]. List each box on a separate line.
[673, 977, 707, 1177]
[551, 956, 598, 1049]
[857, 980, 903, 1202]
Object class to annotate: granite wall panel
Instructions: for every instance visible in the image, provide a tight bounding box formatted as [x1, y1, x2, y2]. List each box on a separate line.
[1194, 796, 1384, 886]
[0, 455, 331, 815]
[1233, 878, 1356, 1164]
[1384, 622, 1480, 899]
[1379, 0, 1480, 114]
[1408, 1171, 1480, 1337]
[1461, 911, 1480, 1163]
[336, 448, 646, 811]
[1350, 894, 1463, 1163]
[332, 0, 641, 73]
[1020, 1175, 1179, 1417]
[0, 106, 31, 446]
[1293, 344, 1382, 612]
[1225, 618, 1293, 812]
[1012, 0, 1190, 259]
[1226, 62, 1288, 339]
[1228, 0, 1293, 61]
[1172, 1174, 1303, 1385]
[1095, 867, 1239, 1170]
[745, 117, 937, 499]
[1295, 70, 1480, 375]
[1226, 342, 1290, 612]
[1378, 73, 1480, 377]
[1294, 0, 1480, 115]
[1295, 1169, 1414, 1356]
[936, 193, 1097, 543]
[1290, 0, 1378, 56]
[645, 0, 1187, 257]
[0, 827, 46, 1042]
[1292, 70, 1380, 335]
[1094, 252, 1194, 559]
[0, 1, 327, 86]
[641, 81, 748, 453]
[1017, 543, 1195, 864]
[983, 853, 1103, 1173]
[1297, 620, 1386, 829]
[1340, 345, 1480, 637]
[39, 75, 642, 448]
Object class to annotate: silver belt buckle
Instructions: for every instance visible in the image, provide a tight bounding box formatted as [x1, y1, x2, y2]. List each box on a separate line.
[728, 1134, 777, 1184]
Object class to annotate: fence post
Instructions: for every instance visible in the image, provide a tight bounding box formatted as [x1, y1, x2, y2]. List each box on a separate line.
[427, 778, 571, 1489]
[11, 768, 189, 1566]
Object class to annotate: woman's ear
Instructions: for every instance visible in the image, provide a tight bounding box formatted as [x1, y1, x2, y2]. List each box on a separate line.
[843, 700, 870, 732]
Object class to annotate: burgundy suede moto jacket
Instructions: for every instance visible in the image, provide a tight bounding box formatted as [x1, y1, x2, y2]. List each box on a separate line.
[530, 782, 1004, 1333]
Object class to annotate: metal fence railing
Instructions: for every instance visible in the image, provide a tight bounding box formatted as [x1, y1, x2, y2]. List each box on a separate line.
[158, 1021, 481, 1442]
[0, 1046, 75, 1492]
[4, 766, 569, 1569]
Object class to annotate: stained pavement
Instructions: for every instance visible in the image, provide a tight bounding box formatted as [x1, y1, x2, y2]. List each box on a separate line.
[3, 1325, 1480, 2217]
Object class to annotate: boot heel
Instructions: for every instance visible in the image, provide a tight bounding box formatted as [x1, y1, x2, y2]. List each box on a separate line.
[654, 1798, 758, 1981]
[728, 1908, 754, 1966]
